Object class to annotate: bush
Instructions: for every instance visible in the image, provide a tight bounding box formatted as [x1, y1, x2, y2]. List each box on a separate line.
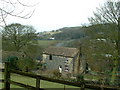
[17, 57, 37, 72]
[53, 69, 62, 78]
[7, 56, 18, 70]
[66, 72, 72, 79]
[76, 74, 84, 82]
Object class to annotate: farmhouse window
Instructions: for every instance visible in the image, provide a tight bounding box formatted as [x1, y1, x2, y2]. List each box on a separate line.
[65, 69, 69, 72]
[65, 58, 68, 63]
[49, 55, 52, 60]
[65, 65, 69, 72]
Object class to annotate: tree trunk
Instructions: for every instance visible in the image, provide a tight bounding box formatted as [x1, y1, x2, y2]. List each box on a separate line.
[110, 60, 117, 85]
[110, 17, 120, 85]
[117, 16, 120, 84]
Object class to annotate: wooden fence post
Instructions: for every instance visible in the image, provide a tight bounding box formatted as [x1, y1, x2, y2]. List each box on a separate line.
[80, 84, 85, 90]
[81, 79, 85, 90]
[64, 84, 65, 90]
[4, 62, 10, 90]
[36, 77, 40, 90]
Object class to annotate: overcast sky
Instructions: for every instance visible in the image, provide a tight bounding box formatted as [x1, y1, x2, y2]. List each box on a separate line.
[6, 0, 107, 32]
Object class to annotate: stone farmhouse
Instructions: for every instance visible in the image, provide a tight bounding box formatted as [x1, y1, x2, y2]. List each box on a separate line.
[42, 46, 85, 74]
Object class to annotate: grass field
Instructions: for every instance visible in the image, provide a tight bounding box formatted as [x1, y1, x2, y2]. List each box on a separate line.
[37, 40, 60, 46]
[0, 72, 79, 89]
[0, 72, 108, 90]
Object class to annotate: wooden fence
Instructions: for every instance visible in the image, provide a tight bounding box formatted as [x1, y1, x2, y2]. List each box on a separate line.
[0, 62, 120, 90]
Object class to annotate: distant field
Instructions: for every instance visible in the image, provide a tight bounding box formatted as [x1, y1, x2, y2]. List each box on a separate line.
[37, 40, 60, 46]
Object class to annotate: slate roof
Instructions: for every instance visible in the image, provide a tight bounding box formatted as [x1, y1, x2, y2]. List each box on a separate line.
[43, 46, 79, 58]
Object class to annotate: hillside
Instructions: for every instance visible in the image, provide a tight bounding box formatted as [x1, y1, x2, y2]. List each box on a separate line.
[53, 27, 85, 40]
[38, 26, 85, 40]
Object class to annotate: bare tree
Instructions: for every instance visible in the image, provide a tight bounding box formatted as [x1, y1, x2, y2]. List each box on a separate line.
[0, 0, 38, 27]
[88, 0, 120, 48]
[88, 0, 120, 85]
[88, 0, 120, 24]
[2, 23, 37, 51]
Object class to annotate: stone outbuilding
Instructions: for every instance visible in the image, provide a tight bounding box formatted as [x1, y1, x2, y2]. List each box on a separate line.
[42, 46, 84, 74]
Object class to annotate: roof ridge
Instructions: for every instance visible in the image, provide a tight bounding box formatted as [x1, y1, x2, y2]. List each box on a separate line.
[43, 46, 79, 57]
[48, 46, 78, 49]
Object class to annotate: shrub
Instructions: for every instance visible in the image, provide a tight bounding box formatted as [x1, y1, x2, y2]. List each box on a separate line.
[53, 69, 62, 78]
[66, 72, 72, 79]
[76, 74, 84, 82]
[7, 56, 18, 70]
[17, 57, 37, 72]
